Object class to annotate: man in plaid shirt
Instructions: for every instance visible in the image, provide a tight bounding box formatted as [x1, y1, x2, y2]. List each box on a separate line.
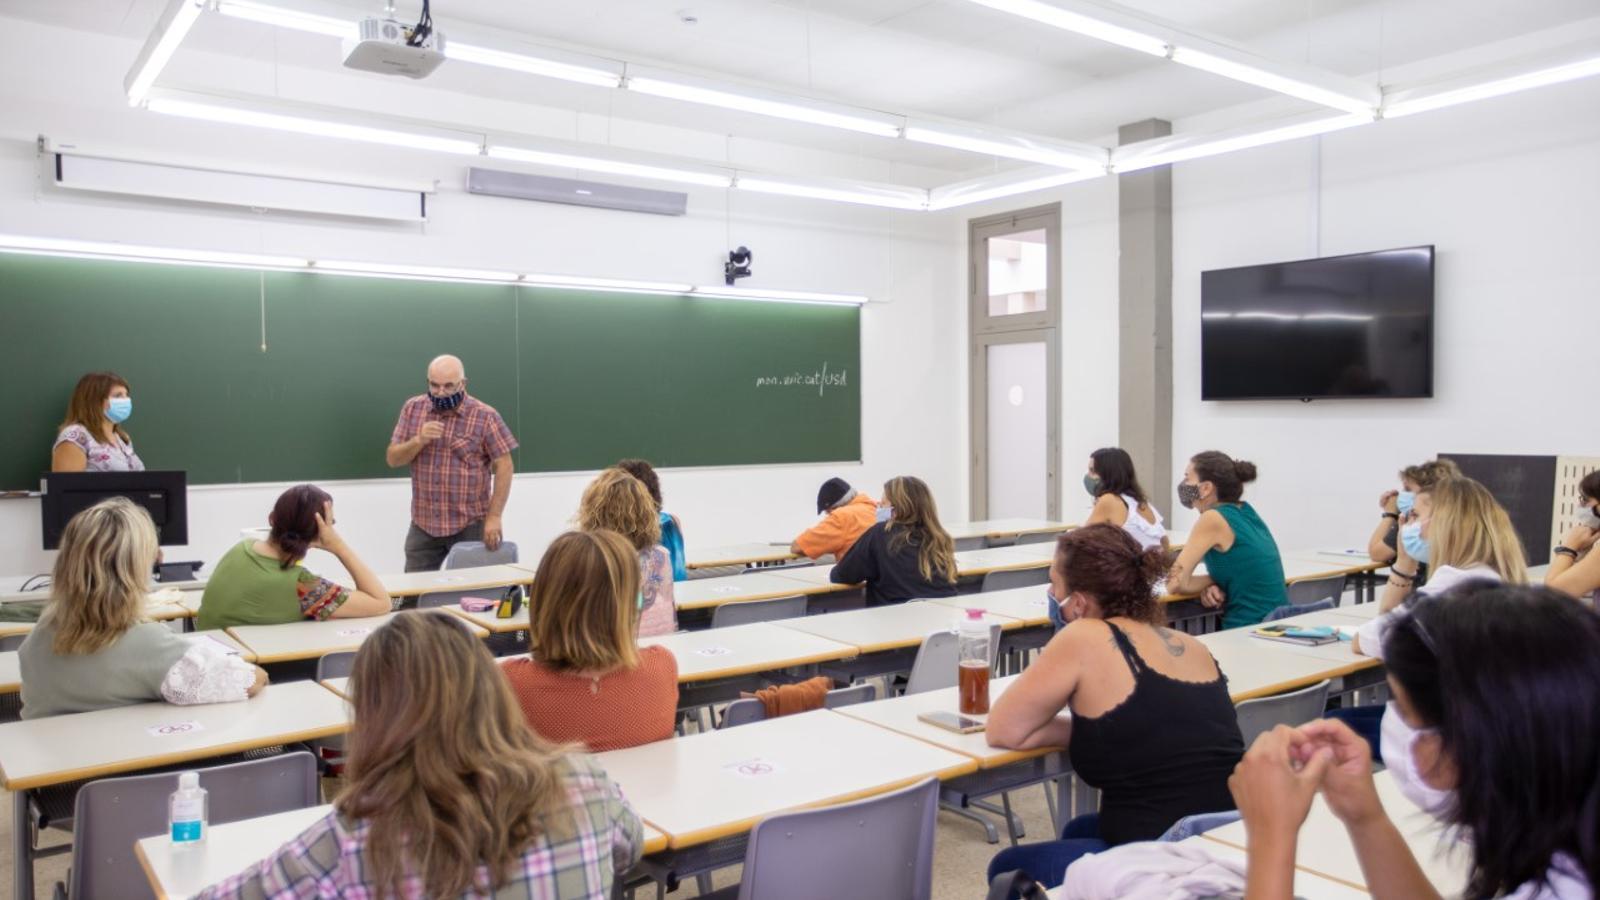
[387, 355, 519, 571]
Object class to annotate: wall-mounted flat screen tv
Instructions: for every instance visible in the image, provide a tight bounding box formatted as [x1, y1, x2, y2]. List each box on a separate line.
[1201, 246, 1434, 400]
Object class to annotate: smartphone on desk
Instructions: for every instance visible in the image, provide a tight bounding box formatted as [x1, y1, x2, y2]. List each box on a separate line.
[919, 711, 986, 734]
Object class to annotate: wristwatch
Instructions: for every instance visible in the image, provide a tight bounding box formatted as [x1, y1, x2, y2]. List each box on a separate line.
[1381, 512, 1399, 520]
[1554, 546, 1580, 559]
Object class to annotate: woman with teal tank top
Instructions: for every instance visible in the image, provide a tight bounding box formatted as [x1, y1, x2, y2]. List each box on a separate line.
[1167, 451, 1287, 629]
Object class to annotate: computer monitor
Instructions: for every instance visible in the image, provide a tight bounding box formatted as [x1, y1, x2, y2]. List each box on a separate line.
[40, 470, 189, 551]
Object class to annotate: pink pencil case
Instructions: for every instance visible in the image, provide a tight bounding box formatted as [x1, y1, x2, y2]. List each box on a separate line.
[460, 596, 496, 612]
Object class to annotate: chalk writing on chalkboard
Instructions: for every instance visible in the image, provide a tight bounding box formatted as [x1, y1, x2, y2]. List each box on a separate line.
[754, 362, 850, 396]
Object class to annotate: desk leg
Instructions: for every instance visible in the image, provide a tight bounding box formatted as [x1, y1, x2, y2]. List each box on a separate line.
[14, 788, 34, 900]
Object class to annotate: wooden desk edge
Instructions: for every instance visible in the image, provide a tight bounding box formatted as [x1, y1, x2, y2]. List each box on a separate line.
[661, 759, 980, 849]
[686, 552, 801, 569]
[641, 832, 670, 856]
[439, 605, 527, 634]
[228, 619, 490, 663]
[0, 723, 351, 791]
[837, 710, 1064, 770]
[677, 583, 849, 611]
[1227, 657, 1382, 703]
[675, 647, 861, 683]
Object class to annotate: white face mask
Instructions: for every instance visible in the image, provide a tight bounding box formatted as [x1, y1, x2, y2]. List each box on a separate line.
[1379, 702, 1452, 817]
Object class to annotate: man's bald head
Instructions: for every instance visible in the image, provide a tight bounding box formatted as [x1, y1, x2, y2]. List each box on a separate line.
[428, 355, 464, 382]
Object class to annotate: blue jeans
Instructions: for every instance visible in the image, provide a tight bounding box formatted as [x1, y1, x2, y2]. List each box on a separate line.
[987, 813, 1107, 893]
[1327, 704, 1383, 759]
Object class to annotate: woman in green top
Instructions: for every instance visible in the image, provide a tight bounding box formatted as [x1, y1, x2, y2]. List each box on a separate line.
[1168, 451, 1287, 629]
[198, 484, 391, 631]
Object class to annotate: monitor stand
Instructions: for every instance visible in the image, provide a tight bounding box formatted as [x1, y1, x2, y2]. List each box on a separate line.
[156, 561, 204, 583]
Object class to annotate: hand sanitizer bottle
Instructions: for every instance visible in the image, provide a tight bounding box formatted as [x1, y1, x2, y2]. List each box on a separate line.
[169, 771, 207, 846]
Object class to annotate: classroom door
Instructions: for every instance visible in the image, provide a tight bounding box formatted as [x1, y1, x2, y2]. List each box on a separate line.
[969, 207, 1061, 521]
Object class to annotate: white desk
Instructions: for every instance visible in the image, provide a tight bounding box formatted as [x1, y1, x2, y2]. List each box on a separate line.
[594, 709, 976, 848]
[0, 589, 197, 639]
[929, 586, 1051, 626]
[835, 674, 1054, 768]
[371, 564, 533, 599]
[1280, 554, 1385, 583]
[134, 803, 671, 897]
[0, 680, 349, 792]
[225, 612, 489, 664]
[777, 601, 1017, 655]
[0, 651, 18, 695]
[443, 602, 529, 634]
[1199, 610, 1381, 703]
[1201, 771, 1467, 896]
[638, 622, 858, 683]
[953, 544, 1054, 576]
[946, 519, 1073, 541]
[685, 543, 802, 570]
[675, 570, 844, 612]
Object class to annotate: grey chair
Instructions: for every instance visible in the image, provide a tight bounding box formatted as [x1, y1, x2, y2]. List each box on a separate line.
[54, 751, 319, 900]
[1235, 679, 1332, 748]
[1285, 574, 1346, 608]
[0, 633, 25, 651]
[822, 682, 876, 709]
[980, 567, 1050, 593]
[313, 652, 356, 772]
[954, 536, 986, 552]
[440, 540, 519, 569]
[706, 777, 940, 900]
[1014, 530, 1061, 545]
[710, 594, 808, 629]
[903, 624, 1002, 695]
[1158, 810, 1242, 842]
[1264, 597, 1336, 622]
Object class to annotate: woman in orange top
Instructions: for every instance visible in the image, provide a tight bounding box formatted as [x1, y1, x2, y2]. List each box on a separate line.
[503, 530, 679, 752]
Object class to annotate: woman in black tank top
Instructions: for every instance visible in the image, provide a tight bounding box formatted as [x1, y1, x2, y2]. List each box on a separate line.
[984, 525, 1245, 892]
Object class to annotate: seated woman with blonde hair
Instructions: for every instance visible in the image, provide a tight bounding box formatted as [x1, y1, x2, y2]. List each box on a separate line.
[578, 468, 677, 636]
[20, 498, 265, 719]
[198, 611, 644, 899]
[503, 530, 679, 751]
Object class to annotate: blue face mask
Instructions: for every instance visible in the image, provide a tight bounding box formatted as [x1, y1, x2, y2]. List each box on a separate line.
[430, 390, 464, 412]
[876, 505, 892, 523]
[1396, 491, 1416, 516]
[105, 397, 132, 424]
[1400, 520, 1430, 563]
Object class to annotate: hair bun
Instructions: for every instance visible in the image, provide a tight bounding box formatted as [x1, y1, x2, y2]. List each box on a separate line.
[1233, 460, 1258, 483]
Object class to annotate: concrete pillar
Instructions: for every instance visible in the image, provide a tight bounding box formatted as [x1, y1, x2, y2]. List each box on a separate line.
[1117, 119, 1174, 504]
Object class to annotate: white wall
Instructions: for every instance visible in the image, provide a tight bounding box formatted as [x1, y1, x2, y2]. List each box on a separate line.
[0, 17, 967, 583]
[1168, 78, 1600, 550]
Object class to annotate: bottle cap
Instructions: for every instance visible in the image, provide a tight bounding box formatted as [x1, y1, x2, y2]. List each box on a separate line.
[965, 608, 985, 620]
[178, 771, 199, 790]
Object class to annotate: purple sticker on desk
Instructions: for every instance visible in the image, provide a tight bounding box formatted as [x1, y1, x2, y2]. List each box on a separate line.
[147, 720, 205, 737]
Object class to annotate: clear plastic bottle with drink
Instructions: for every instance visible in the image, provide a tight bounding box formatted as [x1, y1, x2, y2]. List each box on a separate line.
[958, 608, 991, 715]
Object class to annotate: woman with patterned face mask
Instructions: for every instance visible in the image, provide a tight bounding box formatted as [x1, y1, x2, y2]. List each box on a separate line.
[1228, 583, 1599, 900]
[1166, 450, 1287, 629]
[1547, 469, 1600, 601]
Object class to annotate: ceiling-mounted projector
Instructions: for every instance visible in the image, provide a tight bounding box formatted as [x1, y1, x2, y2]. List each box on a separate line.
[343, 2, 445, 79]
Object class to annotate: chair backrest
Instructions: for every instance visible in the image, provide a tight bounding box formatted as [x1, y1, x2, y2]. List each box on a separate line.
[1014, 530, 1062, 546]
[720, 697, 767, 729]
[953, 536, 986, 552]
[1263, 597, 1336, 622]
[823, 683, 877, 709]
[903, 624, 1002, 695]
[735, 777, 939, 900]
[317, 650, 357, 682]
[0, 633, 25, 652]
[980, 567, 1050, 593]
[67, 751, 319, 900]
[1284, 574, 1345, 608]
[1234, 679, 1332, 748]
[441, 540, 518, 569]
[710, 594, 808, 629]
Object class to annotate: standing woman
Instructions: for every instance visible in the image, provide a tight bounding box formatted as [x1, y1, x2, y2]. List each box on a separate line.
[577, 468, 677, 637]
[51, 371, 144, 472]
[1168, 451, 1287, 629]
[617, 458, 687, 582]
[830, 475, 958, 605]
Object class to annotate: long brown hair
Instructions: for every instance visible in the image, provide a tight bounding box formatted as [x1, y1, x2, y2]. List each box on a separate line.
[43, 497, 158, 654]
[59, 371, 130, 442]
[882, 476, 956, 584]
[1428, 477, 1528, 583]
[577, 468, 660, 552]
[529, 530, 641, 672]
[337, 612, 575, 897]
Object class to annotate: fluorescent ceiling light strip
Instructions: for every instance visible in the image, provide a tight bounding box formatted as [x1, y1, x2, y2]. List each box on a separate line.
[485, 145, 731, 188]
[1111, 114, 1368, 173]
[446, 43, 623, 88]
[736, 177, 927, 211]
[315, 260, 519, 282]
[213, 0, 353, 38]
[627, 77, 903, 138]
[902, 125, 1106, 170]
[926, 170, 1102, 211]
[0, 234, 307, 268]
[691, 286, 867, 306]
[963, 0, 1168, 56]
[125, 0, 204, 104]
[528, 274, 695, 293]
[1169, 47, 1378, 115]
[1383, 54, 1600, 118]
[146, 97, 484, 156]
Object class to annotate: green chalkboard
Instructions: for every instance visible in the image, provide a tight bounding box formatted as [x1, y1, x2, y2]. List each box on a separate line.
[0, 253, 860, 489]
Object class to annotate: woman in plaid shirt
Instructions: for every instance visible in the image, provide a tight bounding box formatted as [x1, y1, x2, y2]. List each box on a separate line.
[198, 612, 643, 899]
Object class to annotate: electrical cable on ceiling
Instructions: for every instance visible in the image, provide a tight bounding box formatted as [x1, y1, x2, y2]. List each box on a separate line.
[407, 0, 433, 47]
